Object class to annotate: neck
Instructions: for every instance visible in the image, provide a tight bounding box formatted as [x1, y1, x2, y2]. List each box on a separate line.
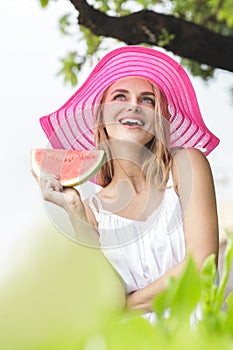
[110, 138, 149, 161]
[110, 159, 146, 193]
[107, 139, 152, 193]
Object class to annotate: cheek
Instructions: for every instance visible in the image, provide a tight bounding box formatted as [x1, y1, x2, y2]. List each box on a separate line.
[105, 122, 121, 133]
[145, 109, 155, 126]
[102, 103, 120, 125]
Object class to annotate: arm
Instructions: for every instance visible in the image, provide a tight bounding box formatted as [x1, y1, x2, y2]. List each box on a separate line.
[32, 172, 99, 246]
[127, 148, 219, 313]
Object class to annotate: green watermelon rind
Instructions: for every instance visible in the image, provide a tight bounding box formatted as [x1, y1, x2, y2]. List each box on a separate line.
[31, 149, 106, 187]
[60, 150, 106, 186]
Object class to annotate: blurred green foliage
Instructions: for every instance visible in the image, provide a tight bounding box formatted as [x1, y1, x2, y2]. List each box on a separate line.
[40, 0, 49, 8]
[0, 223, 125, 349]
[39, 0, 233, 86]
[1, 222, 233, 349]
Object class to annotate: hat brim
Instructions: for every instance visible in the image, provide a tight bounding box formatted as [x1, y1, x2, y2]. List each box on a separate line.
[40, 46, 219, 156]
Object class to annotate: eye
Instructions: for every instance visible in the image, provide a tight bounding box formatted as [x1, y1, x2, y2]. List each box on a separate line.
[113, 94, 126, 101]
[140, 96, 155, 105]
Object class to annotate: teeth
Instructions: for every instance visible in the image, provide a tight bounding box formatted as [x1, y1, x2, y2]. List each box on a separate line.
[120, 118, 144, 126]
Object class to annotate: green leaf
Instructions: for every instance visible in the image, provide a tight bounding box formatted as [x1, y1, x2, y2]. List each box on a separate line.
[153, 257, 201, 321]
[59, 14, 72, 35]
[152, 277, 177, 319]
[57, 51, 84, 86]
[80, 26, 101, 56]
[181, 59, 215, 81]
[208, 0, 233, 27]
[157, 28, 175, 47]
[224, 292, 233, 332]
[214, 231, 233, 312]
[102, 315, 162, 350]
[169, 257, 201, 319]
[200, 254, 218, 315]
[40, 0, 50, 8]
[200, 231, 233, 321]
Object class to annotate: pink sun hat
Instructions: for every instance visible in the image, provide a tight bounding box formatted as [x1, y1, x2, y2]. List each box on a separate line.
[40, 45, 219, 155]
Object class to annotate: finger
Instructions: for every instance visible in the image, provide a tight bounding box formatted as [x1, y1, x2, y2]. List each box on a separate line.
[31, 170, 60, 187]
[39, 175, 60, 187]
[41, 177, 63, 200]
[31, 169, 39, 184]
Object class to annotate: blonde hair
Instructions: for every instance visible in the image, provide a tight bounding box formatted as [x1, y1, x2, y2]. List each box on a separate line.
[94, 79, 171, 190]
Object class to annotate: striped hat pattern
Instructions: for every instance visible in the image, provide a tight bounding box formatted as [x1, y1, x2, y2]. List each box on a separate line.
[40, 46, 219, 155]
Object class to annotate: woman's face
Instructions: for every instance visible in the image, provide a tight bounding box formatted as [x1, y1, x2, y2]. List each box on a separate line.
[101, 77, 156, 145]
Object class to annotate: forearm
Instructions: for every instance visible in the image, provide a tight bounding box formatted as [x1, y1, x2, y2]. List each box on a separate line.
[56, 188, 99, 246]
[126, 259, 187, 313]
[67, 208, 100, 247]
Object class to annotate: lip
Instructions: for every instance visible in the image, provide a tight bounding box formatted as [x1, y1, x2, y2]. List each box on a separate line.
[120, 124, 142, 129]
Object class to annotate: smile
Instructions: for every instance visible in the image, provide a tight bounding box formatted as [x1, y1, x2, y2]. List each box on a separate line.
[119, 118, 145, 127]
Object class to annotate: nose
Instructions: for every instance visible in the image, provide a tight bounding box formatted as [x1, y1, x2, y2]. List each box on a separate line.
[126, 103, 141, 113]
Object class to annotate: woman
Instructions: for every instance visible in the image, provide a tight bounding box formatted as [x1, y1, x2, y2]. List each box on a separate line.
[36, 46, 219, 322]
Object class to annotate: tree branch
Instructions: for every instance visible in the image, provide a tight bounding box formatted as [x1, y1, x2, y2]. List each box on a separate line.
[70, 0, 233, 72]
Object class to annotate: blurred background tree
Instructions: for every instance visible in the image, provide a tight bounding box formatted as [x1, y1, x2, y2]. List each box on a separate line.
[39, 0, 233, 86]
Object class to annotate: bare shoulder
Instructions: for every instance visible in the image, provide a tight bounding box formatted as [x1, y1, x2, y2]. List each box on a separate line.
[171, 148, 214, 194]
[172, 147, 211, 174]
[173, 147, 210, 165]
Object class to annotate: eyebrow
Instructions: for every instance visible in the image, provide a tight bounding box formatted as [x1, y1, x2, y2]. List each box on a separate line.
[110, 89, 154, 96]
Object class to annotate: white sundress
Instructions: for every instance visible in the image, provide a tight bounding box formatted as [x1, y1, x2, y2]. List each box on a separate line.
[86, 174, 186, 323]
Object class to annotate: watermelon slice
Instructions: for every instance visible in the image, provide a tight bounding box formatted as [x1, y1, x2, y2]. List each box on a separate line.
[31, 149, 105, 187]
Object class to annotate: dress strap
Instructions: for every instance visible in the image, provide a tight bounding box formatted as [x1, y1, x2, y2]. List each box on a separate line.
[88, 193, 104, 222]
[166, 170, 174, 188]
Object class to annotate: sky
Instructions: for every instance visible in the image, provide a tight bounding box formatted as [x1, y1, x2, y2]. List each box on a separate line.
[0, 0, 232, 279]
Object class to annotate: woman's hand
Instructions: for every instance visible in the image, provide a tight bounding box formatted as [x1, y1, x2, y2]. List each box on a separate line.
[38, 174, 66, 208]
[32, 171, 86, 216]
[126, 291, 139, 311]
[32, 170, 100, 245]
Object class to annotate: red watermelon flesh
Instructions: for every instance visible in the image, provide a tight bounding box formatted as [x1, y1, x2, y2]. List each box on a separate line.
[31, 149, 105, 186]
